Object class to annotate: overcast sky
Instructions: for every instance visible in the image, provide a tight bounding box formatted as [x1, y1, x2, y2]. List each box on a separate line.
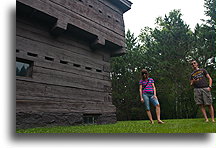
[123, 0, 207, 36]
[0, 1, 215, 148]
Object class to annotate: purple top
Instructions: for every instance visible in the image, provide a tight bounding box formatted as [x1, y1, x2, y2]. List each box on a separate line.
[139, 78, 154, 94]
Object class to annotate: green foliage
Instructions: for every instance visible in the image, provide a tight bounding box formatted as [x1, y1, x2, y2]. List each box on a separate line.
[16, 119, 216, 133]
[204, 0, 216, 26]
[111, 30, 147, 121]
[111, 8, 215, 121]
[193, 0, 216, 100]
[139, 10, 197, 119]
[198, 0, 216, 63]
[111, 0, 216, 120]
[112, 10, 197, 120]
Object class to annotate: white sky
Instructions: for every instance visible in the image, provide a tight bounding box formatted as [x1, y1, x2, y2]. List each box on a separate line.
[124, 0, 207, 36]
[0, 1, 216, 148]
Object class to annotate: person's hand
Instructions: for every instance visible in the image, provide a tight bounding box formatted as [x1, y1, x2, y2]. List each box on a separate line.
[140, 98, 144, 103]
[191, 78, 199, 84]
[153, 95, 158, 99]
[207, 87, 211, 91]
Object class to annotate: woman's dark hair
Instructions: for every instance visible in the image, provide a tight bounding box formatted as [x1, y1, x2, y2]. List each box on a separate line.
[141, 69, 149, 80]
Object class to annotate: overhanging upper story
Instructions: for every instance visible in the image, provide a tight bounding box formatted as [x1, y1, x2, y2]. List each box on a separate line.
[16, 0, 132, 56]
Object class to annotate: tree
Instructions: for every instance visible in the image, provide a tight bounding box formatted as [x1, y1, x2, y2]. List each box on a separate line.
[111, 8, 215, 121]
[193, 0, 216, 66]
[204, 0, 216, 26]
[203, 0, 216, 104]
[139, 10, 197, 119]
[19, 65, 27, 76]
[111, 30, 148, 120]
[16, 67, 20, 76]
[193, 0, 216, 102]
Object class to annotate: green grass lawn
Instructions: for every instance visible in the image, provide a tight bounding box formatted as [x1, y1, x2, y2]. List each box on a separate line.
[16, 118, 216, 133]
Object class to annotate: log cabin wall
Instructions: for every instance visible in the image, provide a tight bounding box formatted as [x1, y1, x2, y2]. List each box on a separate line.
[16, 0, 132, 129]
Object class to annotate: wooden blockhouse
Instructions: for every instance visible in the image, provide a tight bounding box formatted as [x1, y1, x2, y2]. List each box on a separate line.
[16, 0, 132, 129]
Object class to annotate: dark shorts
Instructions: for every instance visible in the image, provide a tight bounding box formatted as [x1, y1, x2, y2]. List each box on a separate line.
[194, 88, 213, 105]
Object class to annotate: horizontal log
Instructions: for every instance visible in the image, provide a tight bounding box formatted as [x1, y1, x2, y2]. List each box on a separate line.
[17, 18, 112, 61]
[16, 79, 110, 100]
[16, 98, 116, 113]
[17, 0, 126, 48]
[16, 18, 98, 55]
[48, 0, 124, 32]
[16, 95, 113, 104]
[99, 0, 123, 14]
[16, 35, 105, 69]
[16, 49, 111, 81]
[32, 66, 111, 90]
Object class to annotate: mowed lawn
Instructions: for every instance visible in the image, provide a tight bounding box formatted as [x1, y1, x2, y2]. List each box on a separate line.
[16, 118, 216, 133]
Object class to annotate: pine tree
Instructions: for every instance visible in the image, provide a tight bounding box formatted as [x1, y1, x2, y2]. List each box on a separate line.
[19, 65, 27, 76]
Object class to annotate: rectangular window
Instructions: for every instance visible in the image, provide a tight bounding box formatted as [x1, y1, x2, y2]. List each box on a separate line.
[83, 114, 100, 124]
[16, 58, 33, 77]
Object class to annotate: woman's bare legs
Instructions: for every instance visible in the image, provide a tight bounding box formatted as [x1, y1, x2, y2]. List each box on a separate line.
[146, 110, 154, 124]
[156, 104, 164, 124]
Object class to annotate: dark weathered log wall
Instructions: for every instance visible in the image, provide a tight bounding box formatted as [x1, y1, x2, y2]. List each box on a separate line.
[17, 0, 129, 55]
[16, 0, 131, 129]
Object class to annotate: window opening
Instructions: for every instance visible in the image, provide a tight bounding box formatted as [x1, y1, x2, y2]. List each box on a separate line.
[99, 10, 102, 13]
[45, 56, 54, 61]
[83, 114, 100, 124]
[60, 60, 68, 64]
[16, 58, 33, 77]
[85, 67, 92, 70]
[96, 69, 102, 73]
[73, 63, 81, 67]
[27, 52, 38, 57]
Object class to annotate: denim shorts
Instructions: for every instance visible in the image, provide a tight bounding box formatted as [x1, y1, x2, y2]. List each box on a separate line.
[143, 93, 159, 110]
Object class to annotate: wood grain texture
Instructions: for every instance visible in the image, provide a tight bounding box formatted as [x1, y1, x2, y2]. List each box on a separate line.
[16, 0, 131, 128]
[17, 0, 126, 49]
